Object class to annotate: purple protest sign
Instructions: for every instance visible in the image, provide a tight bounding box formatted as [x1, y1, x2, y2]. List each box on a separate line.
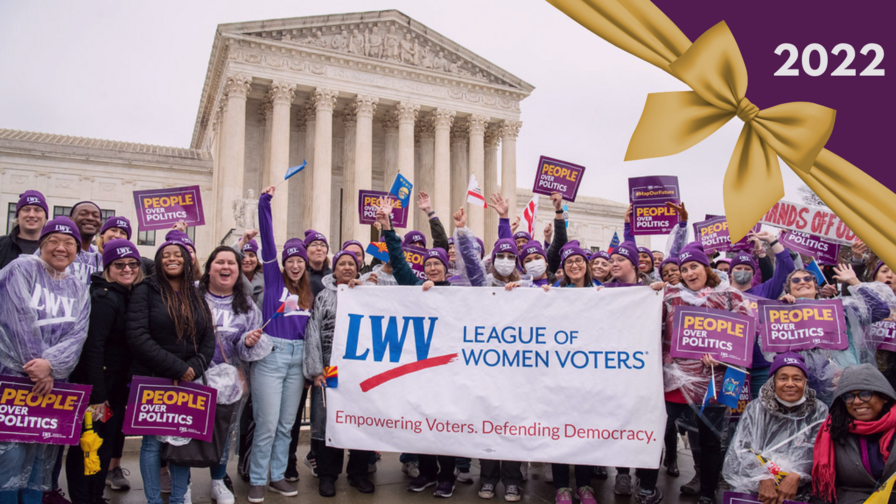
[403, 245, 427, 281]
[758, 299, 847, 352]
[359, 190, 408, 229]
[133, 186, 205, 231]
[723, 492, 807, 504]
[778, 231, 841, 266]
[693, 216, 758, 255]
[123, 376, 216, 442]
[0, 376, 91, 445]
[629, 176, 680, 235]
[871, 320, 896, 352]
[533, 156, 585, 202]
[671, 306, 755, 368]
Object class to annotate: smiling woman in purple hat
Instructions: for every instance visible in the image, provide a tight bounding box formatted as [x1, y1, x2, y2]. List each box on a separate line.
[0, 217, 90, 503]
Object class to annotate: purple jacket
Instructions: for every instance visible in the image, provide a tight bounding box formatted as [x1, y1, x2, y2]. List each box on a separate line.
[258, 193, 310, 340]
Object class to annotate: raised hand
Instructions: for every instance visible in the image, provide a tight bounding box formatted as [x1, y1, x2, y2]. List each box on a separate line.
[171, 220, 188, 233]
[416, 191, 433, 213]
[624, 204, 632, 224]
[261, 185, 276, 196]
[510, 216, 520, 233]
[489, 193, 509, 218]
[665, 201, 688, 222]
[544, 222, 553, 242]
[851, 239, 869, 260]
[551, 191, 563, 212]
[453, 208, 466, 228]
[375, 199, 394, 231]
[833, 263, 860, 286]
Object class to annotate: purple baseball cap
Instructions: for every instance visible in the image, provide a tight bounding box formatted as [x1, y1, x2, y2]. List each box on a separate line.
[304, 229, 329, 249]
[40, 216, 82, 244]
[403, 231, 427, 248]
[332, 249, 360, 270]
[425, 247, 449, 272]
[242, 239, 259, 255]
[611, 241, 640, 268]
[16, 190, 48, 216]
[282, 238, 309, 265]
[101, 238, 141, 268]
[491, 238, 519, 264]
[100, 216, 132, 240]
[731, 253, 756, 272]
[769, 351, 808, 378]
[678, 242, 710, 267]
[520, 241, 546, 262]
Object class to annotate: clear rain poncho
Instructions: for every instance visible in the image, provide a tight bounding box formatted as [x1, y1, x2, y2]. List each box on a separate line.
[0, 254, 90, 492]
[662, 278, 753, 436]
[722, 378, 828, 496]
[454, 227, 532, 288]
[760, 282, 893, 406]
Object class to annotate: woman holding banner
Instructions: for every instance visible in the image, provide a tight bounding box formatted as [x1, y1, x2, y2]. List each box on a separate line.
[65, 239, 143, 504]
[126, 238, 215, 504]
[602, 242, 652, 288]
[589, 250, 613, 285]
[812, 364, 896, 504]
[199, 246, 267, 504]
[777, 265, 891, 405]
[304, 249, 376, 497]
[0, 217, 90, 504]
[245, 185, 313, 503]
[636, 242, 752, 504]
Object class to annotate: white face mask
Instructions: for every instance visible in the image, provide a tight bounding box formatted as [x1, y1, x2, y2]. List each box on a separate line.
[776, 394, 807, 407]
[526, 259, 547, 278]
[494, 257, 517, 277]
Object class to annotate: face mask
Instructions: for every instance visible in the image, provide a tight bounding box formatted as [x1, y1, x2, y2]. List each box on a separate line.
[494, 258, 517, 277]
[526, 259, 547, 278]
[776, 394, 807, 408]
[732, 271, 753, 284]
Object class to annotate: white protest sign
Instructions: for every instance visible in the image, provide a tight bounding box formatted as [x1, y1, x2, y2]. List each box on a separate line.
[758, 200, 857, 245]
[327, 285, 666, 468]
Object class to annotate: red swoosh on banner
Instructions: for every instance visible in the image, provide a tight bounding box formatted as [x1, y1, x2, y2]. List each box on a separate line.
[359, 353, 458, 392]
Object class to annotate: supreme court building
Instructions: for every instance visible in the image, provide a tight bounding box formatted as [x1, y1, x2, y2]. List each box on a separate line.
[0, 10, 637, 258]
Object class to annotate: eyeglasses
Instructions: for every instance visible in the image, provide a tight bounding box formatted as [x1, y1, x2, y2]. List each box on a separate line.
[566, 258, 586, 266]
[45, 238, 77, 251]
[111, 261, 141, 271]
[307, 242, 327, 250]
[790, 276, 816, 284]
[842, 390, 875, 404]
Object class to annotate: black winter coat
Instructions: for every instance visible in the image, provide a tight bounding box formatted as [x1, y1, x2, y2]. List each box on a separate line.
[125, 276, 215, 380]
[0, 226, 37, 271]
[69, 273, 133, 405]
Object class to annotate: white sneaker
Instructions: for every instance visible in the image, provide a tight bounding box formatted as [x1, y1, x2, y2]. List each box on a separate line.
[542, 463, 553, 483]
[183, 484, 193, 504]
[211, 479, 235, 504]
[520, 462, 529, 481]
[402, 461, 421, 478]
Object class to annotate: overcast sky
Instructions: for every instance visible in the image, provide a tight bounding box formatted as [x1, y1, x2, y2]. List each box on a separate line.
[0, 0, 807, 248]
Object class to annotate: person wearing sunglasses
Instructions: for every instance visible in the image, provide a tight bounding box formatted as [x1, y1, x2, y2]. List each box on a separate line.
[0, 217, 90, 504]
[64, 239, 144, 504]
[813, 363, 896, 504]
[722, 352, 827, 504]
[779, 265, 890, 405]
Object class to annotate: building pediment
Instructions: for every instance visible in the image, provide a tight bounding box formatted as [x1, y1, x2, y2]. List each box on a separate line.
[218, 10, 534, 93]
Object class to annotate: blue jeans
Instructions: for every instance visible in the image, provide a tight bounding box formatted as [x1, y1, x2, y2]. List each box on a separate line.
[249, 338, 305, 486]
[210, 432, 233, 480]
[139, 436, 191, 504]
[0, 442, 58, 502]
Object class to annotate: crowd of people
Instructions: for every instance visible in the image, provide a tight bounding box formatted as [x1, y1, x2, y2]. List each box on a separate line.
[0, 186, 895, 504]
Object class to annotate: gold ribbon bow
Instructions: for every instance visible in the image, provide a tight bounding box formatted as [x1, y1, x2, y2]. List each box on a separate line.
[548, 0, 896, 271]
[624, 21, 836, 240]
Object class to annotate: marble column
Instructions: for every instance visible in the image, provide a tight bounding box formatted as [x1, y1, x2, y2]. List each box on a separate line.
[450, 119, 469, 221]
[483, 124, 501, 250]
[500, 120, 523, 221]
[300, 99, 316, 233]
[217, 73, 251, 241]
[266, 81, 296, 247]
[311, 88, 338, 236]
[259, 98, 273, 192]
[381, 111, 399, 192]
[467, 114, 488, 240]
[352, 95, 378, 244]
[416, 118, 435, 244]
[340, 107, 357, 247]
[431, 109, 455, 228]
[288, 108, 305, 239]
[396, 102, 420, 231]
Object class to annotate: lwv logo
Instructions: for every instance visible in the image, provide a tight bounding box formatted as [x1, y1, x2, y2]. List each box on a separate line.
[341, 314, 456, 392]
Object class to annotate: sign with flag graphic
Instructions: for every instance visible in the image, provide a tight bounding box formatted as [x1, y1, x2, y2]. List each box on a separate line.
[805, 259, 827, 285]
[466, 174, 487, 208]
[607, 231, 620, 255]
[522, 195, 538, 236]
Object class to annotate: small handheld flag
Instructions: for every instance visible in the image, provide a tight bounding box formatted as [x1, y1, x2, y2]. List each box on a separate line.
[261, 294, 300, 330]
[700, 365, 717, 415]
[607, 231, 620, 255]
[522, 195, 538, 236]
[562, 204, 569, 228]
[324, 366, 338, 389]
[466, 174, 487, 208]
[285, 160, 307, 180]
[806, 259, 827, 285]
[751, 449, 789, 486]
[389, 173, 413, 209]
[717, 366, 747, 409]
[366, 242, 390, 263]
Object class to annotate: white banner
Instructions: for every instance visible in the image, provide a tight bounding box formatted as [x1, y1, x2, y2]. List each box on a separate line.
[758, 200, 857, 245]
[327, 285, 666, 468]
